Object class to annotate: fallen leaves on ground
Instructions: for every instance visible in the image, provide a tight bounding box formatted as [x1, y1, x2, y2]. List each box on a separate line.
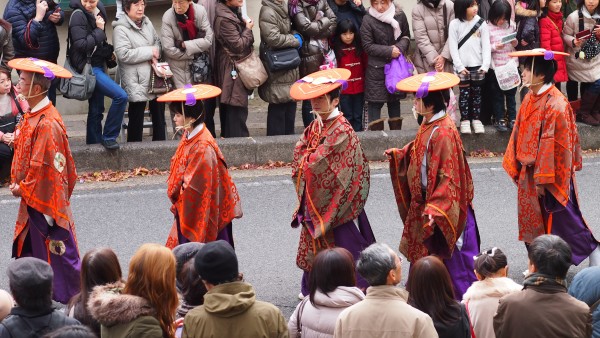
[469, 149, 503, 158]
[230, 160, 291, 171]
[78, 167, 168, 183]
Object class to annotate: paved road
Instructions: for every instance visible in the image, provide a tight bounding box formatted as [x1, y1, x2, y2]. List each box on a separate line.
[1, 156, 600, 319]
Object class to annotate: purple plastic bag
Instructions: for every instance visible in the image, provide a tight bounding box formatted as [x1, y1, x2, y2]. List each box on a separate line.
[384, 55, 414, 94]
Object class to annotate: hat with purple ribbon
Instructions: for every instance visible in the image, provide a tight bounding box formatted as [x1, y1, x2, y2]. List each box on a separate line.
[396, 72, 459, 98]
[8, 58, 72, 80]
[508, 48, 569, 59]
[290, 68, 351, 100]
[157, 84, 221, 103]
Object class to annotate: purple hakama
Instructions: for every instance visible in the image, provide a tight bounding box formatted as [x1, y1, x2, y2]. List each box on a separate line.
[540, 181, 598, 265]
[175, 214, 235, 249]
[15, 206, 81, 304]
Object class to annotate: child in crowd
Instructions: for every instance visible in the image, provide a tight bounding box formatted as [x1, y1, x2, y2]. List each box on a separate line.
[462, 247, 522, 338]
[449, 0, 491, 134]
[539, 0, 568, 90]
[334, 19, 367, 132]
[487, 0, 519, 132]
[515, 0, 543, 51]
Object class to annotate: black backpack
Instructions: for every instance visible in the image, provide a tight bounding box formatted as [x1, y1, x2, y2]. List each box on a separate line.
[0, 311, 69, 338]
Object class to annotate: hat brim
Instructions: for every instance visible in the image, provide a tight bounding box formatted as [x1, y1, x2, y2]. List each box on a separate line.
[508, 50, 569, 57]
[290, 68, 351, 101]
[396, 72, 459, 93]
[8, 58, 72, 79]
[156, 84, 222, 102]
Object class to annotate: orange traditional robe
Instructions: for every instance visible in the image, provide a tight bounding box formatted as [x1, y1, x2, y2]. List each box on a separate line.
[11, 101, 78, 256]
[166, 126, 242, 249]
[388, 114, 474, 262]
[503, 85, 582, 243]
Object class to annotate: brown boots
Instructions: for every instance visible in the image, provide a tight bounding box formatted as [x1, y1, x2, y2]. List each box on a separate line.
[367, 117, 403, 131]
[368, 118, 385, 131]
[576, 91, 600, 126]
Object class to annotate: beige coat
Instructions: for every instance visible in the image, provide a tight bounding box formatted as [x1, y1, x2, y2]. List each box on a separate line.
[461, 277, 522, 338]
[113, 15, 161, 102]
[563, 10, 600, 83]
[161, 3, 214, 88]
[334, 286, 438, 338]
[411, 0, 454, 74]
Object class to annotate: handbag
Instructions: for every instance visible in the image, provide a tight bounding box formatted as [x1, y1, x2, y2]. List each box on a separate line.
[384, 54, 415, 94]
[232, 50, 268, 90]
[320, 48, 337, 70]
[295, 298, 308, 338]
[577, 11, 600, 60]
[492, 58, 521, 91]
[262, 47, 300, 73]
[59, 9, 96, 101]
[191, 52, 211, 84]
[149, 61, 174, 94]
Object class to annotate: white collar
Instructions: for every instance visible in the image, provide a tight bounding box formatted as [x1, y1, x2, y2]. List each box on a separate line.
[536, 83, 552, 95]
[187, 123, 204, 139]
[428, 110, 446, 123]
[327, 107, 340, 120]
[31, 97, 50, 113]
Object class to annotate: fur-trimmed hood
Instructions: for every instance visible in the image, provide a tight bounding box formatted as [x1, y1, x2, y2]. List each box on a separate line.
[462, 277, 522, 302]
[87, 281, 157, 327]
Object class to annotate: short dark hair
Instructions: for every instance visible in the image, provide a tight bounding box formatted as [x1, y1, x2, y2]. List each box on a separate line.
[528, 234, 572, 278]
[123, 0, 145, 13]
[523, 56, 557, 84]
[169, 101, 206, 128]
[180, 260, 207, 307]
[523, 0, 542, 14]
[356, 243, 396, 286]
[326, 88, 341, 101]
[454, 0, 478, 21]
[406, 256, 460, 325]
[10, 284, 52, 312]
[488, 0, 512, 26]
[42, 325, 97, 338]
[421, 89, 450, 114]
[474, 247, 508, 279]
[309, 248, 356, 306]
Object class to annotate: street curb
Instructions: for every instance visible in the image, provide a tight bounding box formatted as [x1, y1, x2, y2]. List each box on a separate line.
[71, 125, 599, 172]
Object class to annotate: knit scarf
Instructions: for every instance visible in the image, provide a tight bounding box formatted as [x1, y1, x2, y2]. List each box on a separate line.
[523, 272, 567, 290]
[547, 10, 563, 33]
[176, 4, 197, 40]
[289, 0, 320, 18]
[368, 3, 401, 40]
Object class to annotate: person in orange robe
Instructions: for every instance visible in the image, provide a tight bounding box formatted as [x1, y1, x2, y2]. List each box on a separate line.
[163, 85, 242, 250]
[503, 49, 600, 266]
[387, 72, 480, 299]
[8, 58, 80, 303]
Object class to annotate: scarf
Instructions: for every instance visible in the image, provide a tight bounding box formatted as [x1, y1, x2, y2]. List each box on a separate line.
[582, 6, 600, 20]
[523, 272, 567, 290]
[176, 4, 197, 41]
[289, 0, 320, 18]
[547, 10, 563, 32]
[134, 19, 143, 28]
[368, 3, 401, 40]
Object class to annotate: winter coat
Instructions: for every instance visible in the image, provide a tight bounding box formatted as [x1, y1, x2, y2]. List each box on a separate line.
[462, 277, 522, 338]
[494, 282, 592, 338]
[67, 0, 113, 73]
[337, 45, 367, 94]
[287, 286, 365, 338]
[181, 281, 288, 338]
[292, 0, 337, 77]
[161, 2, 214, 88]
[87, 282, 164, 338]
[0, 307, 80, 338]
[0, 21, 15, 69]
[327, 0, 366, 31]
[432, 304, 471, 338]
[569, 267, 600, 338]
[3, 0, 64, 62]
[360, 4, 410, 102]
[213, 2, 254, 108]
[411, 0, 455, 74]
[539, 13, 568, 82]
[563, 9, 600, 83]
[112, 14, 161, 103]
[258, 0, 300, 104]
[516, 2, 540, 52]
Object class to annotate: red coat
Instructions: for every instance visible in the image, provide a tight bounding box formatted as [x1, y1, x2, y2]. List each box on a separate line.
[539, 12, 568, 83]
[338, 45, 367, 95]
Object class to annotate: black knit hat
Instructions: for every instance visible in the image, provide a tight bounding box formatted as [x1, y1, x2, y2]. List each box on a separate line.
[194, 240, 238, 285]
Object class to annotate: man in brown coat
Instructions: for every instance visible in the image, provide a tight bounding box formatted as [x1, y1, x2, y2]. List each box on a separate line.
[494, 234, 592, 338]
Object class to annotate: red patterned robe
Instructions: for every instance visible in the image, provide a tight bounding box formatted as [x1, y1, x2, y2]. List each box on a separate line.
[291, 115, 370, 270]
[11, 101, 78, 256]
[166, 126, 242, 249]
[503, 85, 582, 243]
[388, 114, 474, 263]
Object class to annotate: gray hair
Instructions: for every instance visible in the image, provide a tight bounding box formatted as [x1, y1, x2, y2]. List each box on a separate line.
[356, 243, 396, 286]
[529, 234, 572, 279]
[30, 72, 51, 92]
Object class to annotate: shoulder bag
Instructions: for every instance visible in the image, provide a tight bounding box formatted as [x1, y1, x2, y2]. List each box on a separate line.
[492, 58, 521, 90]
[230, 49, 268, 90]
[149, 61, 174, 94]
[295, 297, 308, 338]
[262, 45, 301, 73]
[59, 9, 96, 101]
[191, 52, 211, 84]
[458, 18, 485, 49]
[577, 11, 600, 60]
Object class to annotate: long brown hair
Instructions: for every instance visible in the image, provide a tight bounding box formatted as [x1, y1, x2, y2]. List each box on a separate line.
[406, 256, 460, 325]
[125, 244, 178, 338]
[309, 248, 356, 306]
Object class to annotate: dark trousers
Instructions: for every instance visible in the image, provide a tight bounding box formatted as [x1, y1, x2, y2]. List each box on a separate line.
[203, 97, 218, 138]
[488, 69, 517, 123]
[367, 101, 400, 122]
[301, 100, 315, 127]
[127, 99, 166, 142]
[220, 103, 249, 138]
[340, 93, 364, 132]
[0, 143, 12, 181]
[565, 80, 592, 101]
[267, 102, 296, 136]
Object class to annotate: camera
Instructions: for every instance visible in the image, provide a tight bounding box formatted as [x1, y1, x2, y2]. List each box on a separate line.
[43, 0, 60, 11]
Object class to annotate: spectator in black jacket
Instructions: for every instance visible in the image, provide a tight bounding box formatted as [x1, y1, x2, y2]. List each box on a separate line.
[3, 0, 65, 105]
[68, 0, 127, 150]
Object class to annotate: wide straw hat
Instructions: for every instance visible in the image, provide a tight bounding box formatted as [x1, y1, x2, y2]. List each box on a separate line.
[508, 48, 569, 58]
[157, 84, 221, 104]
[290, 68, 351, 101]
[396, 72, 459, 98]
[8, 58, 72, 79]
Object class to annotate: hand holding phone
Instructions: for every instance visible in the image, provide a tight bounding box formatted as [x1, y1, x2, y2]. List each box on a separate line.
[575, 29, 592, 40]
